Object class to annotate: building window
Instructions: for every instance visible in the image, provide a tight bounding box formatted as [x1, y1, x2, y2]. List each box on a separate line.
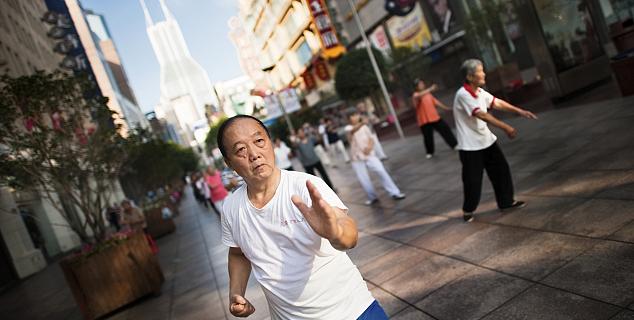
[296, 40, 312, 66]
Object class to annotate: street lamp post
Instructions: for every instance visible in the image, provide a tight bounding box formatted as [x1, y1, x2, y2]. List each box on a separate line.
[276, 90, 296, 134]
[262, 67, 295, 133]
[345, 0, 405, 139]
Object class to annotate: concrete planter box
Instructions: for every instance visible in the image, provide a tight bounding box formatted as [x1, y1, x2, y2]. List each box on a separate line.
[60, 233, 164, 320]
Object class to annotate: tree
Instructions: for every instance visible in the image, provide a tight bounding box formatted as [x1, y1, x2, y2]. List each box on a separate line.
[120, 136, 199, 202]
[0, 71, 126, 245]
[334, 47, 390, 101]
[204, 115, 228, 152]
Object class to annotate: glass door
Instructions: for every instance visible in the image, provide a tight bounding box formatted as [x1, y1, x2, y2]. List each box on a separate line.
[532, 0, 604, 72]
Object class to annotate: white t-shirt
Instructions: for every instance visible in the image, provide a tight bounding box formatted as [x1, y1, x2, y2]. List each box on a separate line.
[221, 170, 374, 320]
[349, 125, 375, 161]
[453, 85, 498, 151]
[274, 142, 293, 169]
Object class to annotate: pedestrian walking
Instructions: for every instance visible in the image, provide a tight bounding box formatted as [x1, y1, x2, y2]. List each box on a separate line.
[356, 102, 388, 160]
[290, 128, 336, 190]
[215, 114, 388, 319]
[195, 172, 220, 215]
[318, 118, 330, 149]
[412, 79, 458, 158]
[205, 165, 229, 215]
[274, 138, 295, 171]
[454, 59, 537, 222]
[191, 172, 205, 204]
[303, 122, 334, 168]
[325, 118, 351, 163]
[348, 111, 406, 205]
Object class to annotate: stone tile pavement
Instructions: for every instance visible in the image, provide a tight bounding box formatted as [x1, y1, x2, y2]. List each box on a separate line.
[1, 96, 633, 319]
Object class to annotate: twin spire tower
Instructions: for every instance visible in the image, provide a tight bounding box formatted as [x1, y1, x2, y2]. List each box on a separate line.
[140, 0, 217, 146]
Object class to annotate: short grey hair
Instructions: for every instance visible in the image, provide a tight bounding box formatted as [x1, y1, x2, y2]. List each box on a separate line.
[461, 59, 483, 80]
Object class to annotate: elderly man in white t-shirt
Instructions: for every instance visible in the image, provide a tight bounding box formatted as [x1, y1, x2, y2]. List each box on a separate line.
[453, 59, 538, 222]
[216, 115, 388, 319]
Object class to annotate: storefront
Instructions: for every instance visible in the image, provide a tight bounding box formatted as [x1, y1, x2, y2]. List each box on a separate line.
[456, 0, 634, 98]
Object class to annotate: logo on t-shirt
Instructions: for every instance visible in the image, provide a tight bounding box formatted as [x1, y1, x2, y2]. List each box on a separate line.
[281, 217, 305, 227]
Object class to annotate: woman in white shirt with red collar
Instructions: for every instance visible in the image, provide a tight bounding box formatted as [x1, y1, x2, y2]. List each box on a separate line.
[453, 59, 538, 222]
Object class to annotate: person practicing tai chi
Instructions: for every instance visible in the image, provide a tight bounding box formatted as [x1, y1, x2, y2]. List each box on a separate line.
[347, 111, 406, 205]
[453, 59, 537, 222]
[216, 115, 388, 319]
[412, 79, 457, 159]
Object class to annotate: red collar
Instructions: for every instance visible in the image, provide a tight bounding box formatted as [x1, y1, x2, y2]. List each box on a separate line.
[463, 83, 479, 98]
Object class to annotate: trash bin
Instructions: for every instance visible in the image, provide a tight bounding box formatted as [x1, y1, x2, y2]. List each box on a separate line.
[610, 48, 634, 96]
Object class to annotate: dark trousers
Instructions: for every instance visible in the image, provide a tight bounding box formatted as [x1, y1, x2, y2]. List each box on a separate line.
[420, 119, 457, 155]
[304, 161, 334, 189]
[205, 198, 220, 215]
[459, 143, 514, 212]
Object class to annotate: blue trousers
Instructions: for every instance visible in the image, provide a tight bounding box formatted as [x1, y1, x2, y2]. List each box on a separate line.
[357, 300, 388, 320]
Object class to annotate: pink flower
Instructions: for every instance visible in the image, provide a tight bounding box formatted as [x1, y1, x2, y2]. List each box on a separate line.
[51, 112, 63, 130]
[24, 118, 35, 132]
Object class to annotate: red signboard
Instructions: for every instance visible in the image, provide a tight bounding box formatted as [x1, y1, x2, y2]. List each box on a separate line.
[308, 0, 345, 58]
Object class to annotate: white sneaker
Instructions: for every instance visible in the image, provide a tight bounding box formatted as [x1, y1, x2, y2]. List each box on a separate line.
[391, 193, 406, 200]
[426, 154, 433, 159]
[365, 198, 379, 206]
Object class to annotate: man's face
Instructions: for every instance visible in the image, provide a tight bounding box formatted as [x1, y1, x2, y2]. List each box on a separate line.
[222, 118, 276, 184]
[416, 81, 426, 91]
[357, 103, 366, 112]
[468, 64, 486, 87]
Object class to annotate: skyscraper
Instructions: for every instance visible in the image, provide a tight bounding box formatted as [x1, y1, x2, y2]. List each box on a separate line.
[140, 0, 216, 146]
[84, 9, 149, 132]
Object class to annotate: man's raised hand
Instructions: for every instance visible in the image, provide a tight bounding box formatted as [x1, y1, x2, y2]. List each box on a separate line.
[291, 181, 343, 242]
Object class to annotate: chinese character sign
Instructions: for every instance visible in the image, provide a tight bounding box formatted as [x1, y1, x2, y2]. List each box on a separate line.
[308, 0, 345, 58]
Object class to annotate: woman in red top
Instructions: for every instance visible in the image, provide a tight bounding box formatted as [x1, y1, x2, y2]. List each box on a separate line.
[412, 79, 457, 159]
[205, 165, 229, 214]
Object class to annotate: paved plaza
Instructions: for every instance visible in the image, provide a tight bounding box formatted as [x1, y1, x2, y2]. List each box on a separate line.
[1, 96, 633, 320]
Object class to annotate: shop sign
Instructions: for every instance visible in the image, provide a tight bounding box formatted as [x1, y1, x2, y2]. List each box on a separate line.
[303, 71, 316, 90]
[314, 59, 330, 81]
[386, 3, 432, 49]
[369, 25, 392, 57]
[308, 0, 346, 58]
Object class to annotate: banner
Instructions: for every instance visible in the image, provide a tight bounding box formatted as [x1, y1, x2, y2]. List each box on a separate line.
[369, 25, 392, 58]
[425, 0, 454, 35]
[386, 3, 432, 50]
[264, 89, 301, 120]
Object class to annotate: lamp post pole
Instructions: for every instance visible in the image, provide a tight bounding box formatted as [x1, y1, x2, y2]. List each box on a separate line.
[277, 91, 295, 133]
[263, 70, 295, 133]
[345, 0, 404, 139]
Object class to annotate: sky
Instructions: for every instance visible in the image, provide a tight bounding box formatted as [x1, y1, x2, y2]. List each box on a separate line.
[81, 0, 243, 113]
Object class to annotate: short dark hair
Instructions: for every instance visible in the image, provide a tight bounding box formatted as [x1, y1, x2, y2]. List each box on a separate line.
[347, 110, 360, 119]
[216, 115, 270, 158]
